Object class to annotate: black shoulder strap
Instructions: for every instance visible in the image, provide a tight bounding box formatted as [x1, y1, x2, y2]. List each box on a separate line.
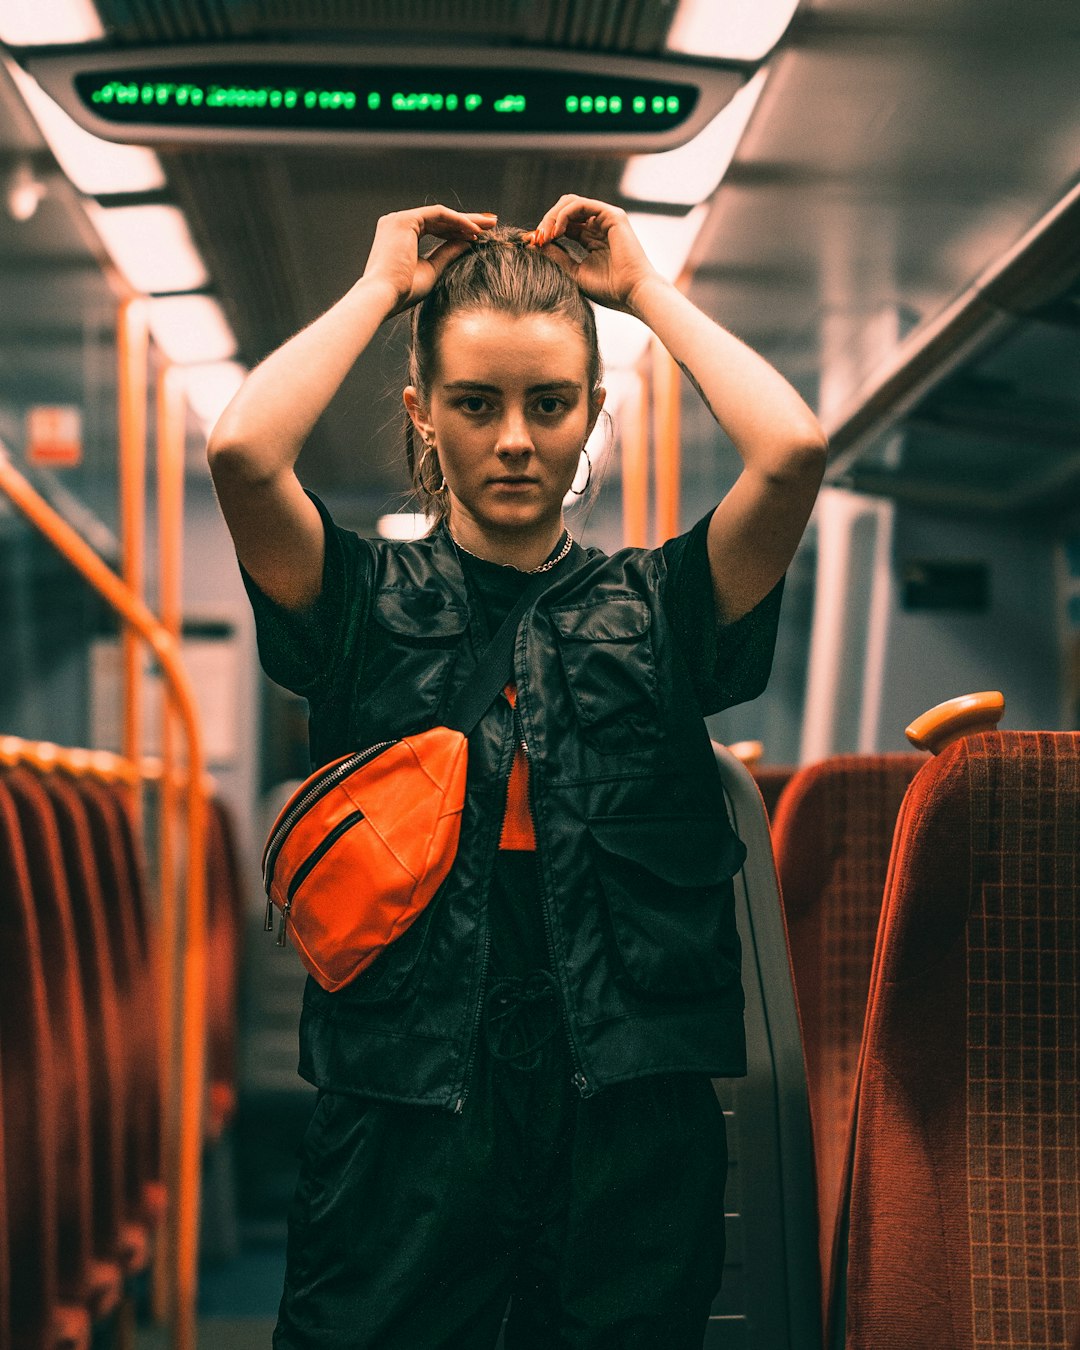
[441, 554, 575, 736]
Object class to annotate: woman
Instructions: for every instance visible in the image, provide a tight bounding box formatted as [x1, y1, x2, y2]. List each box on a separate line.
[209, 197, 826, 1349]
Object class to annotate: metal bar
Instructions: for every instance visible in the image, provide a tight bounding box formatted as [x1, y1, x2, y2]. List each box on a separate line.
[620, 370, 649, 547]
[118, 299, 149, 825]
[651, 338, 681, 543]
[153, 364, 187, 1323]
[0, 444, 207, 1350]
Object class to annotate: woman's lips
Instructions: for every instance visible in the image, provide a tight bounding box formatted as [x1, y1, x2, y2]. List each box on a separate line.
[489, 477, 538, 489]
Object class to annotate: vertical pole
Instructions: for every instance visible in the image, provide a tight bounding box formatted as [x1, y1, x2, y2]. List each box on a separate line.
[118, 299, 149, 826]
[153, 365, 186, 1321]
[621, 371, 649, 548]
[651, 339, 681, 545]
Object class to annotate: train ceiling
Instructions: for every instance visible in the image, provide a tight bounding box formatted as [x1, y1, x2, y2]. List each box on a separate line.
[0, 0, 1079, 526]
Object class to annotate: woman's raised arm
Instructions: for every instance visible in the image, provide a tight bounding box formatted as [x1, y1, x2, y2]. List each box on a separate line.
[534, 196, 828, 623]
[206, 206, 496, 610]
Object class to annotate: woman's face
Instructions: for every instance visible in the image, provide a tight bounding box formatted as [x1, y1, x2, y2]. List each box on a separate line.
[411, 308, 602, 542]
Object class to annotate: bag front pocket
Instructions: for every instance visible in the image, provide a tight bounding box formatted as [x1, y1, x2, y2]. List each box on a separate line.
[550, 597, 661, 753]
[588, 815, 747, 998]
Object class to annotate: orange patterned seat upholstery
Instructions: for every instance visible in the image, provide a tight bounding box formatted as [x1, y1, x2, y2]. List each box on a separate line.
[771, 753, 926, 1296]
[832, 731, 1080, 1349]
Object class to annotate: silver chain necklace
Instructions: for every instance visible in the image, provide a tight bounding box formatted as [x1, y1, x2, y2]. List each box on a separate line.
[449, 526, 574, 574]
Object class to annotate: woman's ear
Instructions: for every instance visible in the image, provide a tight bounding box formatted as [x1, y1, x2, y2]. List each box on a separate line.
[403, 386, 434, 443]
[586, 385, 607, 439]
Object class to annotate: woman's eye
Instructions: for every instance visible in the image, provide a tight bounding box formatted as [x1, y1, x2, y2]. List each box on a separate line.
[458, 395, 489, 414]
[536, 396, 567, 415]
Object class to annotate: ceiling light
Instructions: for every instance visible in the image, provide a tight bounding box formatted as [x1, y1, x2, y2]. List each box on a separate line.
[182, 361, 247, 430]
[5, 159, 47, 221]
[377, 513, 429, 541]
[667, 0, 800, 61]
[0, 0, 105, 46]
[147, 295, 237, 365]
[621, 68, 769, 206]
[6, 61, 165, 196]
[84, 202, 209, 295]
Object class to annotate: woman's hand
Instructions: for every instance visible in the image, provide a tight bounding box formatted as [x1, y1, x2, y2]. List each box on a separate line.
[531, 196, 662, 313]
[363, 205, 498, 315]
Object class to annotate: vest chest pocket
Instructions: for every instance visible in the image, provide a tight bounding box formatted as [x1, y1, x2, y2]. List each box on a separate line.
[549, 598, 661, 753]
[361, 589, 469, 728]
[588, 815, 747, 998]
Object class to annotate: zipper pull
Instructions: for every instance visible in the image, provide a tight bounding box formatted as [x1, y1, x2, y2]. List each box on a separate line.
[276, 901, 291, 948]
[572, 1071, 593, 1098]
[264, 895, 275, 932]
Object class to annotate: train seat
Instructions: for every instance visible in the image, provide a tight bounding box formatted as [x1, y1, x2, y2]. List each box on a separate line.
[724, 740, 795, 820]
[831, 697, 1080, 1349]
[73, 777, 163, 1227]
[35, 775, 150, 1280]
[0, 768, 124, 1325]
[0, 780, 92, 1350]
[706, 744, 822, 1349]
[205, 797, 245, 1143]
[769, 751, 926, 1297]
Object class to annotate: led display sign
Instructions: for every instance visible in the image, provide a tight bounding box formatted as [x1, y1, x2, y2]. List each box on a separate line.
[73, 65, 698, 135]
[26, 46, 746, 151]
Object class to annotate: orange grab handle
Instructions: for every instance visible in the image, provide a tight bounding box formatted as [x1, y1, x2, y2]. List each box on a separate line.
[905, 691, 1005, 754]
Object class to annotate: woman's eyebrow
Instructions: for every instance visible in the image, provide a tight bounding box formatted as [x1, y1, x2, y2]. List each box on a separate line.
[441, 380, 582, 393]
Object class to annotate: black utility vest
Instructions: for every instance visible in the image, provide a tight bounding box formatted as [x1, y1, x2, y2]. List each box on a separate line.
[298, 527, 749, 1111]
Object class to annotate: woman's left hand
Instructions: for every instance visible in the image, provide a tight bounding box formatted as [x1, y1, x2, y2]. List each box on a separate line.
[531, 196, 662, 313]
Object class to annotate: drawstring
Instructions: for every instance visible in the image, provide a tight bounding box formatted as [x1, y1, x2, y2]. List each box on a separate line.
[483, 969, 559, 1072]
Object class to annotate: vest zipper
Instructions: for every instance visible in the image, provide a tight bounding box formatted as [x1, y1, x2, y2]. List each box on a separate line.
[517, 706, 594, 1099]
[452, 693, 517, 1115]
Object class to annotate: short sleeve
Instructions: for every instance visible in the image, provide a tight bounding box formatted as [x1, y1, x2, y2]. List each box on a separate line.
[660, 509, 784, 716]
[238, 491, 374, 701]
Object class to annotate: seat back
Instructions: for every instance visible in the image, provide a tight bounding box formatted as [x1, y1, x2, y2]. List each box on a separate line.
[1, 766, 95, 1304]
[770, 753, 925, 1291]
[835, 731, 1080, 1349]
[0, 780, 59, 1346]
[706, 744, 822, 1349]
[206, 797, 245, 1137]
[753, 765, 795, 821]
[74, 777, 160, 1217]
[38, 774, 128, 1259]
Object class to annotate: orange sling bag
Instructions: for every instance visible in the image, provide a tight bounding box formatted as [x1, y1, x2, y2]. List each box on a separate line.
[261, 567, 559, 993]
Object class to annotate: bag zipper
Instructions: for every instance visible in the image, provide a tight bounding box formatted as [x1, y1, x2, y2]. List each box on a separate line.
[262, 739, 395, 896]
[272, 808, 366, 949]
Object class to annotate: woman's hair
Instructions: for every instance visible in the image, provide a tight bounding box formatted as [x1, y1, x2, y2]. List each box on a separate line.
[405, 225, 603, 527]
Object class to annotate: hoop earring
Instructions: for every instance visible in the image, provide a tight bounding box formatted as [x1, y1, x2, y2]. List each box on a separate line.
[420, 440, 447, 495]
[570, 448, 592, 496]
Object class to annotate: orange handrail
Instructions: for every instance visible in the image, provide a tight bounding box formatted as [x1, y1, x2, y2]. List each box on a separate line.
[651, 338, 681, 545]
[118, 299, 149, 825]
[154, 362, 187, 1322]
[621, 370, 649, 548]
[0, 445, 207, 1350]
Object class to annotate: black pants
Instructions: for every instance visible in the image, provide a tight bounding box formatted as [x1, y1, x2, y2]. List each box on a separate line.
[273, 992, 729, 1349]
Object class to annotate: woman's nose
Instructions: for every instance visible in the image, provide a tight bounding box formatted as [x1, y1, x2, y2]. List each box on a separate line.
[496, 410, 533, 457]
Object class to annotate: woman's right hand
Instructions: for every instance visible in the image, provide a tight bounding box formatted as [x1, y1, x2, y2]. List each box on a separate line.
[363, 206, 497, 315]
